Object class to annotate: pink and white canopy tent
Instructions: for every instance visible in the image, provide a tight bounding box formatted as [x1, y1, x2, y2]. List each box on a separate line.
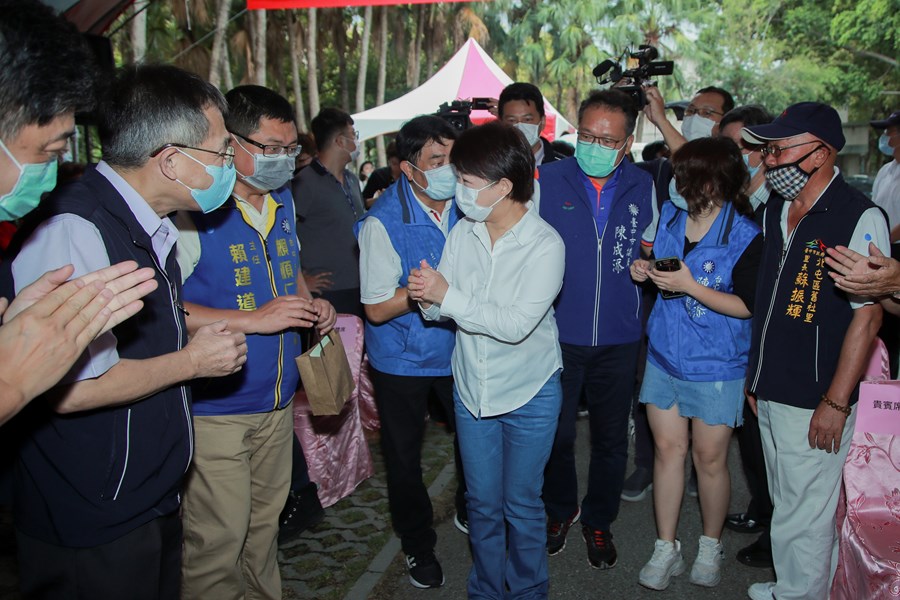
[352, 38, 574, 142]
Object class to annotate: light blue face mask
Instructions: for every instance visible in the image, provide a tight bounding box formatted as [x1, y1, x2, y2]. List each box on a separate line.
[455, 180, 506, 222]
[175, 149, 237, 213]
[235, 137, 295, 192]
[743, 152, 761, 179]
[668, 177, 688, 211]
[879, 133, 895, 157]
[0, 138, 57, 221]
[411, 163, 456, 200]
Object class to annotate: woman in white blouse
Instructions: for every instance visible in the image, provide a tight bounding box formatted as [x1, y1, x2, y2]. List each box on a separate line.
[408, 121, 565, 599]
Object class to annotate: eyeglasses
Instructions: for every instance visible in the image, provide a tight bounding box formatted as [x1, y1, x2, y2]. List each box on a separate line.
[233, 132, 300, 158]
[342, 129, 360, 142]
[760, 140, 821, 159]
[684, 106, 723, 119]
[150, 143, 235, 167]
[576, 131, 627, 149]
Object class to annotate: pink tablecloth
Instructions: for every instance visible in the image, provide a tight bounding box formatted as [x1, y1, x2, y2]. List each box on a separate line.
[831, 338, 900, 599]
[293, 315, 375, 508]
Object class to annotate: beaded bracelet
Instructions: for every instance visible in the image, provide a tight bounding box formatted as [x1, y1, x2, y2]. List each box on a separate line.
[821, 393, 851, 416]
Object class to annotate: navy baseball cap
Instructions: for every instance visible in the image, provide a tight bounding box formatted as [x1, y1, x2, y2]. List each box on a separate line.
[870, 111, 900, 129]
[742, 102, 845, 151]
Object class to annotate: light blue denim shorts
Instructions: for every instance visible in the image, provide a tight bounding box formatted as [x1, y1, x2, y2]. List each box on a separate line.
[639, 360, 744, 428]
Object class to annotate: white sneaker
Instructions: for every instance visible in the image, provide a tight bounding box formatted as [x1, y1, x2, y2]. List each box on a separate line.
[747, 581, 776, 600]
[639, 539, 686, 590]
[690, 535, 724, 587]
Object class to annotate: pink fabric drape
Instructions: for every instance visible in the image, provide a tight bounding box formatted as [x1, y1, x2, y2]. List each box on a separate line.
[292, 315, 374, 508]
[831, 338, 900, 599]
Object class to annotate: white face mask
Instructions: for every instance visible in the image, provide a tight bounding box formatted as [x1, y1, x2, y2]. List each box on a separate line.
[514, 122, 541, 147]
[681, 115, 716, 141]
[455, 180, 506, 222]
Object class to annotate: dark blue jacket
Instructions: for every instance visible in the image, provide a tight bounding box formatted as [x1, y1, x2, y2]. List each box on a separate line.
[183, 186, 302, 415]
[538, 157, 654, 346]
[354, 178, 458, 376]
[2, 166, 192, 547]
[748, 177, 881, 409]
[648, 201, 761, 381]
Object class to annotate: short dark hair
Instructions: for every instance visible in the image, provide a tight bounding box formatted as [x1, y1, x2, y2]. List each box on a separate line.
[719, 104, 773, 132]
[0, 0, 97, 138]
[396, 116, 458, 165]
[386, 140, 399, 160]
[696, 86, 735, 114]
[498, 82, 545, 119]
[671, 137, 751, 217]
[99, 64, 227, 168]
[578, 90, 638, 137]
[551, 140, 575, 157]
[641, 141, 668, 161]
[224, 85, 295, 138]
[450, 121, 534, 204]
[311, 107, 353, 150]
[297, 132, 316, 155]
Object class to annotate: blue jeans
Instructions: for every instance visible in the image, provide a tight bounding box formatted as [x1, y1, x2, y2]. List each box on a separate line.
[455, 371, 562, 600]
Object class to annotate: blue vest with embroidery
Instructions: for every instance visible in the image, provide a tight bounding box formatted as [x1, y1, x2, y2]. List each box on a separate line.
[647, 201, 761, 381]
[354, 178, 458, 376]
[539, 157, 654, 346]
[183, 186, 302, 415]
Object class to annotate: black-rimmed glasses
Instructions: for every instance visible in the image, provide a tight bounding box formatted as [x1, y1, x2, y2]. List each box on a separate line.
[150, 143, 235, 167]
[576, 131, 627, 149]
[233, 132, 301, 158]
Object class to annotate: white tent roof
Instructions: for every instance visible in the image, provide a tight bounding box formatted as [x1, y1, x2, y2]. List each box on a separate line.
[352, 39, 574, 142]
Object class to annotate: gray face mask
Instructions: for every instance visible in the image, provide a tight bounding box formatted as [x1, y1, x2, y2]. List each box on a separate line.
[235, 138, 295, 192]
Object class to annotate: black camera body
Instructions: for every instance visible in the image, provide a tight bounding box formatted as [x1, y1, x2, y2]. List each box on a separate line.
[593, 45, 674, 107]
[435, 100, 474, 131]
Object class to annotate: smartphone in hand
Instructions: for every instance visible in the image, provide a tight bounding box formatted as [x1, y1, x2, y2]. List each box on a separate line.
[651, 257, 685, 299]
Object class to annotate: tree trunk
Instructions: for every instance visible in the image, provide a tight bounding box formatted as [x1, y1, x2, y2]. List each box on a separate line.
[405, 5, 425, 88]
[252, 10, 267, 87]
[222, 40, 234, 90]
[375, 6, 388, 165]
[355, 5, 372, 114]
[208, 0, 230, 86]
[331, 11, 349, 112]
[130, 0, 147, 64]
[307, 8, 320, 119]
[289, 11, 307, 132]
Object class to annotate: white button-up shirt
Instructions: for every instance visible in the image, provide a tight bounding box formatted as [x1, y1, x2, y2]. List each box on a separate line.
[422, 204, 565, 417]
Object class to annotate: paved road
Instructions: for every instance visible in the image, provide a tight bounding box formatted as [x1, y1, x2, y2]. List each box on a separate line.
[363, 418, 773, 600]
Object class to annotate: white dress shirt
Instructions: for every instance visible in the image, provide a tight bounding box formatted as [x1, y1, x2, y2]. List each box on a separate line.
[422, 204, 565, 418]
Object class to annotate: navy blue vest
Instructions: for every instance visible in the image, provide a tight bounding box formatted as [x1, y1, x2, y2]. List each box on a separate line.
[182, 187, 301, 415]
[748, 177, 880, 409]
[539, 157, 654, 346]
[354, 178, 457, 376]
[648, 201, 761, 381]
[0, 166, 191, 547]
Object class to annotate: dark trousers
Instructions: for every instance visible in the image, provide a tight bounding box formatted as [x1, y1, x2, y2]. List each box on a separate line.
[737, 400, 773, 526]
[632, 286, 657, 471]
[17, 511, 181, 600]
[370, 368, 466, 555]
[543, 341, 641, 531]
[290, 431, 311, 491]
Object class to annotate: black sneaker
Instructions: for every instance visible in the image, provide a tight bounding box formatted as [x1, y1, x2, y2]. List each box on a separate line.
[725, 512, 765, 534]
[582, 525, 617, 569]
[278, 482, 325, 545]
[454, 512, 469, 535]
[621, 467, 653, 502]
[406, 551, 444, 589]
[546, 507, 581, 556]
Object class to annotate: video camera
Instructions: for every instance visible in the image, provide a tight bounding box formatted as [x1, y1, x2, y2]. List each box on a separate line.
[434, 98, 491, 132]
[593, 45, 673, 107]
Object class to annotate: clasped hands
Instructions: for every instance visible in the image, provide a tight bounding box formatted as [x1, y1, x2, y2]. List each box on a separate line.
[407, 259, 448, 307]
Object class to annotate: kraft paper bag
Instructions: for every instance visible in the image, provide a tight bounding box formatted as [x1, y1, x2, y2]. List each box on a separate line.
[296, 330, 355, 416]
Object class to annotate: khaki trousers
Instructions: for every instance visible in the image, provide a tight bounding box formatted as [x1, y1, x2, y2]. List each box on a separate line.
[181, 406, 293, 600]
[757, 399, 855, 600]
